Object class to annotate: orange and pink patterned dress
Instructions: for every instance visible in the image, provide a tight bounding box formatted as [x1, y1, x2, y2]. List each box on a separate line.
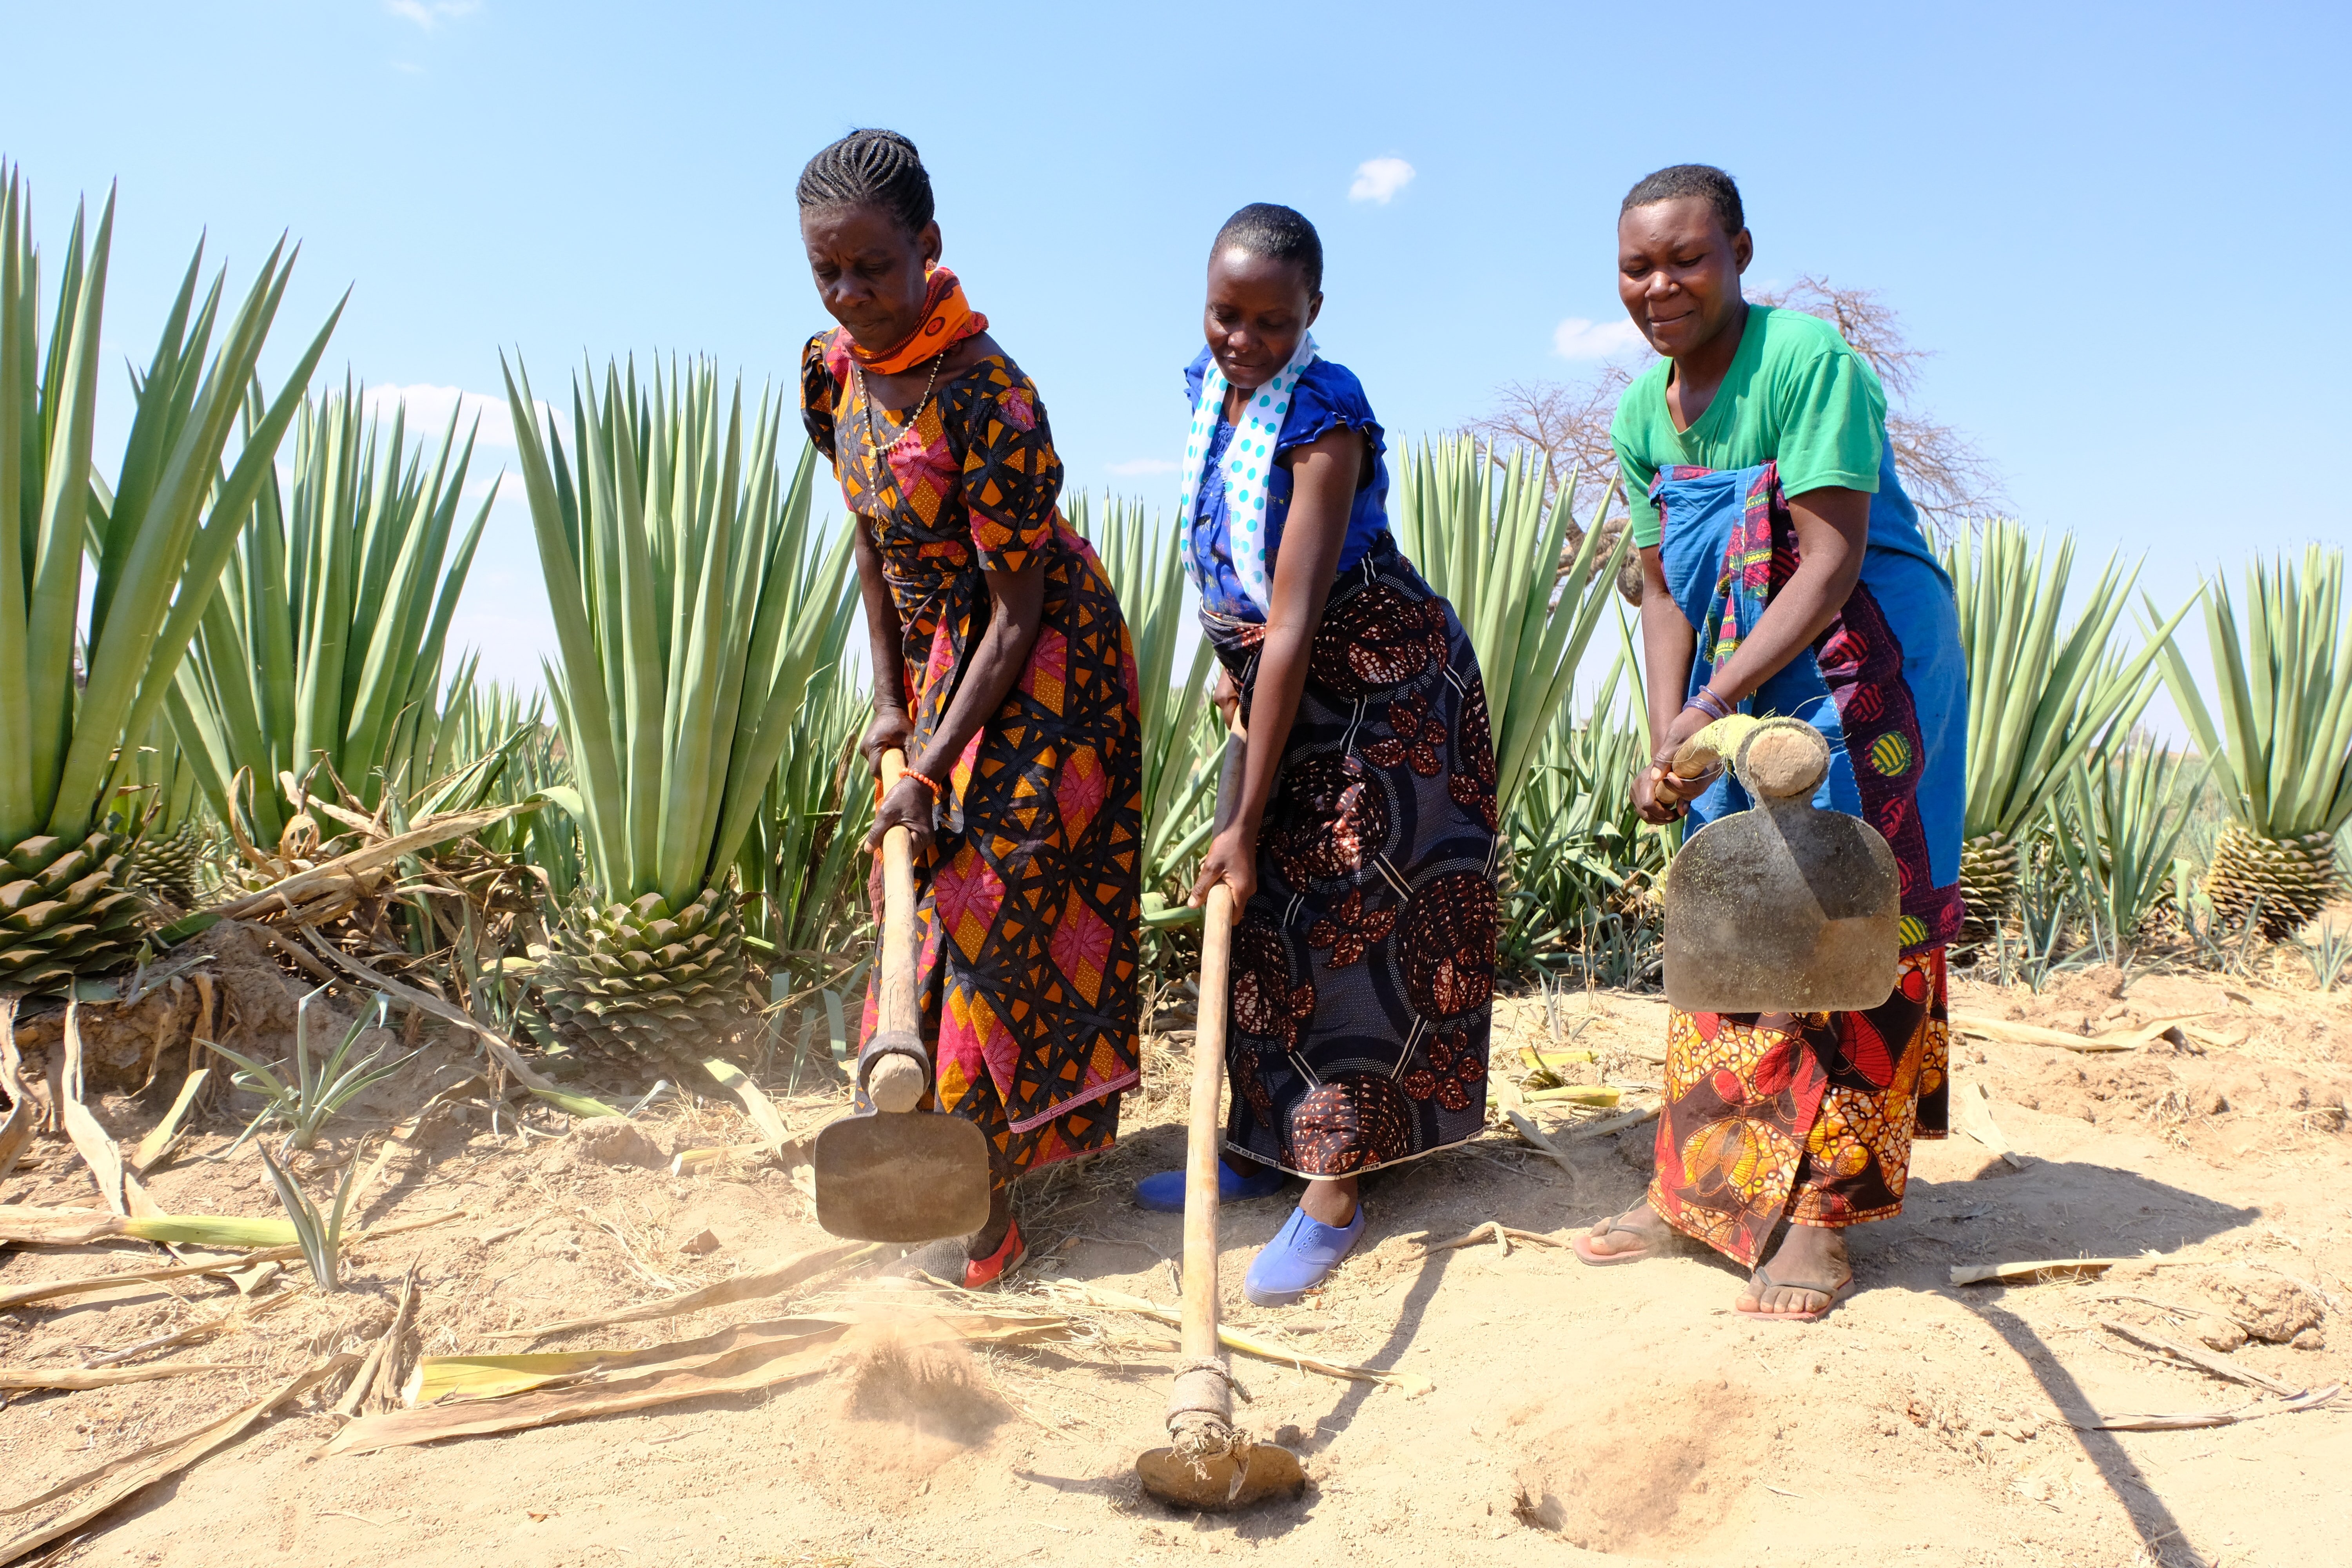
[802, 332, 1144, 1199]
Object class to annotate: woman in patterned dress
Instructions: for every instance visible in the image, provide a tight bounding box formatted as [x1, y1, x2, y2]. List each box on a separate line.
[1574, 165, 1967, 1321]
[797, 130, 1145, 1288]
[1133, 204, 1501, 1307]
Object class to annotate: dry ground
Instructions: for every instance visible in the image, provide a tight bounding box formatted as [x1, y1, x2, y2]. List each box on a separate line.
[3, 947, 2348, 1568]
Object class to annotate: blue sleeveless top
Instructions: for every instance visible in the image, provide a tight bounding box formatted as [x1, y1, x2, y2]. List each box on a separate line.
[1183, 348, 1390, 621]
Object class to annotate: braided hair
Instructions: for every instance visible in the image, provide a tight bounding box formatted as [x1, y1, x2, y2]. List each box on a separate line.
[1620, 164, 1744, 240]
[1211, 202, 1323, 293]
[796, 128, 935, 236]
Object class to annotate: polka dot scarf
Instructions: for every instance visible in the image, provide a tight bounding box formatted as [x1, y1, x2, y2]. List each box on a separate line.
[1177, 332, 1318, 614]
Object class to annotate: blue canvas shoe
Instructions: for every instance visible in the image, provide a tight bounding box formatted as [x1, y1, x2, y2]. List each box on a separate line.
[1135, 1161, 1286, 1213]
[1243, 1203, 1366, 1306]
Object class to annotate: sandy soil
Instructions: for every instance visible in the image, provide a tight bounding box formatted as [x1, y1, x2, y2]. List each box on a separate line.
[3, 951, 2348, 1568]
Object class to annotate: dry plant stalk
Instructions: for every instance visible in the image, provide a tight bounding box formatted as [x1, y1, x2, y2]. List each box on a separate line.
[81, 1285, 305, 1368]
[0, 1360, 251, 1392]
[2097, 1320, 2304, 1397]
[0, 1352, 357, 1563]
[60, 1001, 128, 1216]
[2072, 1384, 2339, 1432]
[1047, 1281, 1435, 1396]
[0, 1208, 463, 1310]
[0, 995, 34, 1185]
[130, 1068, 210, 1174]
[1412, 1221, 1563, 1258]
[1951, 1258, 2135, 1287]
[485, 1238, 880, 1341]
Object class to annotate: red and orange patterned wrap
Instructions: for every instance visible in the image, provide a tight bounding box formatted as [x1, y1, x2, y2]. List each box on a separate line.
[802, 332, 1144, 1194]
[1650, 950, 1951, 1267]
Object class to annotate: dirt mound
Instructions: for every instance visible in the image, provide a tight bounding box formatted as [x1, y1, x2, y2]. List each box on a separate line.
[1510, 1379, 1765, 1554]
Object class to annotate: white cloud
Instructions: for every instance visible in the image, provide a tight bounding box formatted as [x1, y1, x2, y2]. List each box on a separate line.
[359, 383, 538, 449]
[1552, 317, 1648, 360]
[1106, 457, 1179, 477]
[1348, 157, 1416, 205]
[387, 0, 479, 27]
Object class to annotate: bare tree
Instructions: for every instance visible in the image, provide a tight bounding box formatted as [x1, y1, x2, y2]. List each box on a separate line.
[1748, 276, 2002, 535]
[1470, 368, 1632, 530]
[1468, 275, 2001, 554]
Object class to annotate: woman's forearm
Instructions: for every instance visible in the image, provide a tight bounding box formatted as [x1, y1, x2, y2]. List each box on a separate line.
[1637, 550, 1695, 756]
[853, 522, 908, 711]
[906, 566, 1046, 785]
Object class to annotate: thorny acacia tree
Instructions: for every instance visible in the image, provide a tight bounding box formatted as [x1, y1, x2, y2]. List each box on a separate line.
[1468, 276, 2000, 548]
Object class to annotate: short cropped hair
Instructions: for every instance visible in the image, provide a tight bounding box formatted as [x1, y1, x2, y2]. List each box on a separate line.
[1211, 202, 1323, 293]
[1620, 165, 1744, 240]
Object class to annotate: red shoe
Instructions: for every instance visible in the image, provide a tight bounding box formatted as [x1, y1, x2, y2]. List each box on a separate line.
[963, 1218, 1025, 1290]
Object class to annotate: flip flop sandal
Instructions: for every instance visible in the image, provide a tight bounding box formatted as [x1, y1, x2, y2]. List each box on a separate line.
[1572, 1212, 1671, 1267]
[1738, 1264, 1853, 1322]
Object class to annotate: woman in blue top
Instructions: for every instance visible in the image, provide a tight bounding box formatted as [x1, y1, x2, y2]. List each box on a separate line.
[1133, 205, 1500, 1307]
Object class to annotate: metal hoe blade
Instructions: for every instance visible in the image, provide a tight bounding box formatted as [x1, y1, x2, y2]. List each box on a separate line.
[1662, 717, 1902, 1015]
[1137, 1441, 1306, 1510]
[810, 1109, 991, 1244]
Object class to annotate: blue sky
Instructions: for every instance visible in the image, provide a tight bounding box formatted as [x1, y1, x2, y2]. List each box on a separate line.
[3, 0, 2343, 713]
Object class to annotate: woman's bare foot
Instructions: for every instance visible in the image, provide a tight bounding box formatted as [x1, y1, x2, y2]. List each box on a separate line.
[1738, 1225, 1852, 1318]
[1574, 1200, 1673, 1264]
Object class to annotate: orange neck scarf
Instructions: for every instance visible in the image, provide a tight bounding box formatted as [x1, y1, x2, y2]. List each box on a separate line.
[846, 265, 987, 375]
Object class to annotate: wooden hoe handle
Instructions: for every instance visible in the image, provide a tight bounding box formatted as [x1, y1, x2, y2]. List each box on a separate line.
[864, 748, 926, 1113]
[1172, 881, 1237, 1426]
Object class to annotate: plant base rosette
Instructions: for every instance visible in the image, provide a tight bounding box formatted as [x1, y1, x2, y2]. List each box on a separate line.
[533, 882, 753, 1068]
[2204, 823, 2342, 939]
[1957, 829, 2019, 944]
[0, 829, 145, 993]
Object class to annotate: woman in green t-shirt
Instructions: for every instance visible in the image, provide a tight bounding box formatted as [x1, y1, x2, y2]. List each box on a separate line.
[1571, 165, 1968, 1322]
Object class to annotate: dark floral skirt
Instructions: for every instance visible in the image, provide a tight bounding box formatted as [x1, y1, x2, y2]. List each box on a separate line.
[1205, 535, 1500, 1178]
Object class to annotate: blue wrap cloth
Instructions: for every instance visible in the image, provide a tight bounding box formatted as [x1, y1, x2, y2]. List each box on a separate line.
[1652, 455, 1968, 953]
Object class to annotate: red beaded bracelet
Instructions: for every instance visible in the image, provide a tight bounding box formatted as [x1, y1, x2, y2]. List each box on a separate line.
[900, 769, 945, 800]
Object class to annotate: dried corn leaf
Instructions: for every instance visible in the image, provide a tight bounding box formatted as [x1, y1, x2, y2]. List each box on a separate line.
[0, 1360, 248, 1392]
[0, 1352, 355, 1563]
[419, 1316, 855, 1405]
[1524, 1085, 1621, 1108]
[703, 1058, 789, 1151]
[0, 1206, 122, 1245]
[0, 1209, 463, 1310]
[1518, 1046, 1595, 1072]
[327, 1330, 846, 1455]
[81, 1286, 305, 1368]
[1955, 1080, 2029, 1167]
[1952, 1011, 2208, 1053]
[0, 1208, 300, 1249]
[349, 1309, 1066, 1455]
[485, 1238, 880, 1341]
[60, 1003, 127, 1216]
[131, 1069, 210, 1175]
[0, 996, 33, 1185]
[1952, 1257, 2134, 1286]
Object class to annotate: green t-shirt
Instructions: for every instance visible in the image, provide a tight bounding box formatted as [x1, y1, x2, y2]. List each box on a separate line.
[1610, 305, 1889, 548]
